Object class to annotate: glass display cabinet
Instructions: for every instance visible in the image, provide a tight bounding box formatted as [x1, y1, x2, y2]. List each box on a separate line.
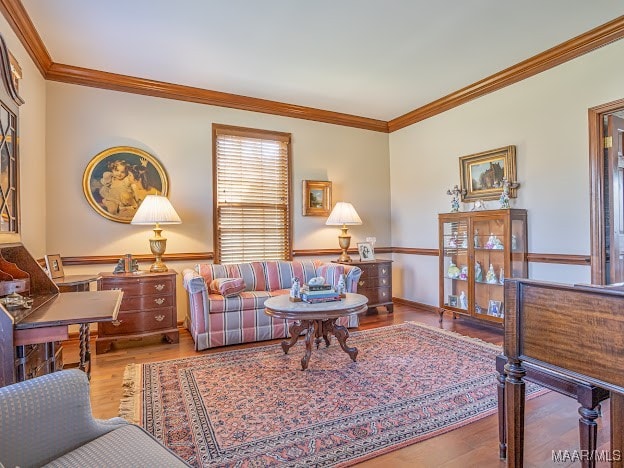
[438, 209, 527, 325]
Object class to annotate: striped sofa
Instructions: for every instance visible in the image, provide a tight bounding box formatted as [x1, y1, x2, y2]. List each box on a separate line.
[182, 259, 363, 351]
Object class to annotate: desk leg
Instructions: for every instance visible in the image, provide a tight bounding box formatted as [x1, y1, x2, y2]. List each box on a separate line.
[612, 392, 624, 468]
[496, 355, 507, 459]
[505, 359, 526, 468]
[78, 323, 91, 379]
[578, 405, 599, 468]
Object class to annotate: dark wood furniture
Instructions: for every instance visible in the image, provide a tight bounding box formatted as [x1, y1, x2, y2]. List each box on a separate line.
[0, 244, 122, 387]
[264, 293, 368, 370]
[438, 209, 527, 325]
[337, 259, 393, 313]
[503, 278, 624, 468]
[54, 274, 101, 292]
[96, 270, 179, 353]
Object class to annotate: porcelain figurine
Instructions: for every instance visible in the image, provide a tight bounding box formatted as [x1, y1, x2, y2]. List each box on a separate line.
[485, 233, 495, 249]
[486, 263, 498, 284]
[459, 291, 467, 309]
[499, 178, 511, 209]
[459, 265, 468, 280]
[448, 233, 458, 248]
[447, 262, 460, 279]
[446, 185, 462, 213]
[290, 278, 301, 299]
[511, 234, 518, 251]
[475, 261, 483, 282]
[492, 237, 504, 250]
[461, 236, 468, 248]
[474, 229, 480, 248]
[336, 274, 347, 297]
[499, 267, 505, 285]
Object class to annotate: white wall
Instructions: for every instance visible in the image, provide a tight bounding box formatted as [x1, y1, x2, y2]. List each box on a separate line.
[0, 23, 47, 257]
[44, 82, 390, 319]
[389, 39, 624, 306]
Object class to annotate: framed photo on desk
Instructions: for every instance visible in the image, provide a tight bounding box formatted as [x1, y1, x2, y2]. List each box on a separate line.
[44, 254, 64, 279]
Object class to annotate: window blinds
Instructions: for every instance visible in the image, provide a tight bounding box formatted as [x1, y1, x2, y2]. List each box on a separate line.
[213, 125, 291, 263]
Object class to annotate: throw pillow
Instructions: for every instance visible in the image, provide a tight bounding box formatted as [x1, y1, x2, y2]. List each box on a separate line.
[209, 277, 246, 297]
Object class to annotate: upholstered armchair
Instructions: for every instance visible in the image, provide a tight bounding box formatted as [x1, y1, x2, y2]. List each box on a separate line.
[0, 369, 189, 468]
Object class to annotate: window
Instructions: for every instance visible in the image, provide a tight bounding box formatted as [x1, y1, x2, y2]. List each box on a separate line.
[213, 124, 292, 263]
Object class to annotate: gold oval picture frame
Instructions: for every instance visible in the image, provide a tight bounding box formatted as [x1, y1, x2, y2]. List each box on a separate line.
[82, 146, 169, 223]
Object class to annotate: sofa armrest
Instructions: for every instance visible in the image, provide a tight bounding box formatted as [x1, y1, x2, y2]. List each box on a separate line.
[0, 369, 127, 468]
[343, 265, 363, 293]
[183, 268, 208, 294]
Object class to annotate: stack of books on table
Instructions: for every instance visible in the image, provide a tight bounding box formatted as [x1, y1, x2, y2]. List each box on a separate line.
[300, 284, 341, 303]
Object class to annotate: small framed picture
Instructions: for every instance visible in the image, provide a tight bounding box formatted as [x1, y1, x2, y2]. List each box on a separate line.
[357, 242, 375, 262]
[488, 300, 502, 317]
[44, 254, 65, 279]
[448, 295, 459, 307]
[302, 180, 332, 216]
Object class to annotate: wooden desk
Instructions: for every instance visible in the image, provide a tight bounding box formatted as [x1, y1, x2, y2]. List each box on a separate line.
[15, 291, 123, 378]
[53, 274, 101, 292]
[504, 279, 624, 468]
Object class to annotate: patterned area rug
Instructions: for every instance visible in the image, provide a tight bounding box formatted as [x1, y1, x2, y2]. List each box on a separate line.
[120, 322, 541, 467]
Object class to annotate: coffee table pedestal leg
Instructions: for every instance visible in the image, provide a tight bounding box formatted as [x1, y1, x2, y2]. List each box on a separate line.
[281, 320, 306, 354]
[328, 320, 358, 362]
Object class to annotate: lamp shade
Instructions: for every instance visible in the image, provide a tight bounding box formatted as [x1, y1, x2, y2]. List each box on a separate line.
[326, 202, 362, 226]
[131, 195, 182, 225]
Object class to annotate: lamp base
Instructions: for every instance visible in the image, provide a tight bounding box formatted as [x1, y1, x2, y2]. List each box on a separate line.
[149, 230, 169, 273]
[337, 230, 352, 263]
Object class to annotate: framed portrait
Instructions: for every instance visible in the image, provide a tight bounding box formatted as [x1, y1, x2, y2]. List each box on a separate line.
[44, 254, 64, 279]
[447, 294, 459, 308]
[82, 146, 169, 223]
[459, 145, 517, 202]
[488, 300, 503, 317]
[357, 242, 375, 262]
[302, 180, 332, 216]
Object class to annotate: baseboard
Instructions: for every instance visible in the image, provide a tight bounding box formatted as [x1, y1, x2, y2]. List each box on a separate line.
[66, 322, 186, 341]
[392, 297, 440, 314]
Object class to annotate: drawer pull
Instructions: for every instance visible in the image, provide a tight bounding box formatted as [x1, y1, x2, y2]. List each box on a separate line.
[154, 315, 165, 322]
[154, 284, 166, 291]
[382, 279, 388, 285]
[359, 280, 365, 286]
[111, 287, 123, 291]
[154, 298, 165, 305]
[112, 320, 123, 327]
[382, 268, 387, 274]
[382, 292, 387, 297]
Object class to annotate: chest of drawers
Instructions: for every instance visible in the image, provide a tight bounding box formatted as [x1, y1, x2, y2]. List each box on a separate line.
[338, 259, 393, 313]
[96, 270, 178, 353]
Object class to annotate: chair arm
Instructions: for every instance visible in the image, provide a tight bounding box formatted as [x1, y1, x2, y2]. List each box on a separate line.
[183, 268, 208, 294]
[0, 369, 127, 468]
[343, 265, 362, 293]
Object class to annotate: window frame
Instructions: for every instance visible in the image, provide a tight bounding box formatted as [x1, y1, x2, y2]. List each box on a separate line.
[212, 123, 293, 264]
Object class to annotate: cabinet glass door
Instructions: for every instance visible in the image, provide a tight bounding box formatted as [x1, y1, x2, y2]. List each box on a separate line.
[473, 217, 505, 321]
[441, 219, 469, 312]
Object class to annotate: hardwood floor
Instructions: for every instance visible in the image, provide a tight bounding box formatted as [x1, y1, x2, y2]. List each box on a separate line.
[62, 304, 612, 467]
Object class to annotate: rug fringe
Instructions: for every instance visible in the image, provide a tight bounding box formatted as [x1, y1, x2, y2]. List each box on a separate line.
[118, 363, 142, 425]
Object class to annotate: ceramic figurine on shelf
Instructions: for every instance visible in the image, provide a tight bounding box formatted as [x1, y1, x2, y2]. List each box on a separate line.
[446, 185, 463, 213]
[485, 233, 495, 249]
[486, 264, 498, 284]
[461, 236, 468, 248]
[459, 291, 468, 309]
[499, 178, 511, 209]
[475, 261, 483, 282]
[459, 265, 468, 280]
[492, 236, 504, 250]
[499, 267, 505, 285]
[511, 234, 518, 251]
[447, 262, 460, 279]
[336, 274, 347, 297]
[474, 229, 480, 248]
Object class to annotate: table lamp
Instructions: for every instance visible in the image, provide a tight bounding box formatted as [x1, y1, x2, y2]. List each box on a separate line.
[131, 195, 182, 272]
[326, 202, 362, 262]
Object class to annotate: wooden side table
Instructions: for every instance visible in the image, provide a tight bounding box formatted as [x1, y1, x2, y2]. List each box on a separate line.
[96, 270, 178, 353]
[336, 259, 393, 313]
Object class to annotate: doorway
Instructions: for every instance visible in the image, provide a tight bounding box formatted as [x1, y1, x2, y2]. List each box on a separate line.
[589, 98, 624, 284]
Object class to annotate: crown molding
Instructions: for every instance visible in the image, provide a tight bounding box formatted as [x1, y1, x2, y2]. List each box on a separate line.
[388, 15, 624, 132]
[0, 0, 51, 75]
[45, 62, 389, 132]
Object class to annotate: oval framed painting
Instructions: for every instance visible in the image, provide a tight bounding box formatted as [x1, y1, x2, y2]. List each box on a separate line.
[82, 146, 169, 223]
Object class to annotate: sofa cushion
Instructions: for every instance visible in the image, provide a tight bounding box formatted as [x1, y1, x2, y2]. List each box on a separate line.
[265, 260, 318, 291]
[209, 277, 246, 297]
[206, 290, 287, 314]
[43, 424, 188, 467]
[226, 262, 267, 291]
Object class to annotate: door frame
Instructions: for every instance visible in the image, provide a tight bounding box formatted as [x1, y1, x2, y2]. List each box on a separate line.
[588, 97, 624, 284]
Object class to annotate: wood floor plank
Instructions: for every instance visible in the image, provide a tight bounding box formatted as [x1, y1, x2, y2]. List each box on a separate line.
[61, 304, 612, 467]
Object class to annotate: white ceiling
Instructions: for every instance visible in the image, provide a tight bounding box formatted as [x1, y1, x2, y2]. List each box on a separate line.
[21, 0, 624, 121]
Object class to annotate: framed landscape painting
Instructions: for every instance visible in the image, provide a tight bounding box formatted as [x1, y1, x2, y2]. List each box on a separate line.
[302, 180, 332, 216]
[459, 145, 517, 202]
[82, 146, 169, 223]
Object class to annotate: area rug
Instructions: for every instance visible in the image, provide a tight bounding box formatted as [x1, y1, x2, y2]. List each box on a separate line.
[120, 321, 542, 467]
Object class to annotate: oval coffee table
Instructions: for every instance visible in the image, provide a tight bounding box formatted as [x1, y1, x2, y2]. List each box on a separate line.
[264, 293, 368, 370]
